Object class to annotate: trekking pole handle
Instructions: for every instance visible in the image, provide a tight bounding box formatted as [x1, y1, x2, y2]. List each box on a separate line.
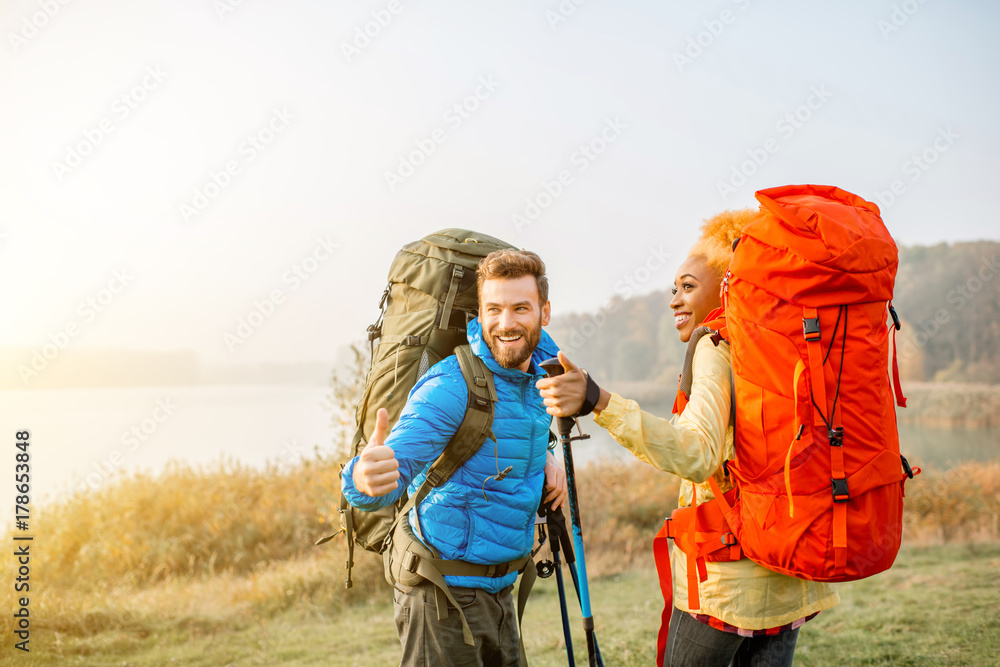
[540, 358, 576, 436]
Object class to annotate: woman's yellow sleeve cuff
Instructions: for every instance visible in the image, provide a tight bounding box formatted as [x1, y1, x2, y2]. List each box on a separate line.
[594, 392, 630, 431]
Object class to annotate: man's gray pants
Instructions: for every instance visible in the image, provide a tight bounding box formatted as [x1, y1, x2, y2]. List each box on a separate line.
[393, 580, 520, 667]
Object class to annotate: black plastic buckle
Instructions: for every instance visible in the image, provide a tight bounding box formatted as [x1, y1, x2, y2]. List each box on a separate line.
[487, 562, 510, 578]
[803, 317, 821, 341]
[402, 550, 419, 573]
[720, 533, 737, 547]
[901, 454, 914, 479]
[889, 305, 901, 331]
[832, 478, 849, 503]
[828, 427, 844, 447]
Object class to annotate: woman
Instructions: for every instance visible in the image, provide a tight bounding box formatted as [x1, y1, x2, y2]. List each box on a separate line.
[536, 210, 839, 667]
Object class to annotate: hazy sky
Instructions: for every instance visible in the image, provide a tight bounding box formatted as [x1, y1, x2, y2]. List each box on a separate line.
[3, 0, 998, 369]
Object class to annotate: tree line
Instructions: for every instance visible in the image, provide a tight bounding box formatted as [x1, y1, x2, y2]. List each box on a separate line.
[547, 240, 1000, 386]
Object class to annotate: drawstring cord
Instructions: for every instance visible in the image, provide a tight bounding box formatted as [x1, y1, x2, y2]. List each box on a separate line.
[787, 307, 848, 518]
[482, 441, 513, 502]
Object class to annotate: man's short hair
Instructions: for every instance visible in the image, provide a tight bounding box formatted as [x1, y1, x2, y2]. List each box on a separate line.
[477, 249, 549, 304]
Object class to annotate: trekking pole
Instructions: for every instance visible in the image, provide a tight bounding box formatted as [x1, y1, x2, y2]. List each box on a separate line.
[545, 475, 604, 666]
[540, 359, 601, 667]
[537, 502, 575, 666]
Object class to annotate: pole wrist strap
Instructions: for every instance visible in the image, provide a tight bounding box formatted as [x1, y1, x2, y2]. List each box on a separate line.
[575, 370, 601, 417]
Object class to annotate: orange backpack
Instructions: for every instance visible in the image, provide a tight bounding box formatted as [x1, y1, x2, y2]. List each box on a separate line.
[654, 185, 919, 662]
[724, 184, 917, 581]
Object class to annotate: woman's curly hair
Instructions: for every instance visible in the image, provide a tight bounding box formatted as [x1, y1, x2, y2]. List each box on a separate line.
[689, 208, 757, 277]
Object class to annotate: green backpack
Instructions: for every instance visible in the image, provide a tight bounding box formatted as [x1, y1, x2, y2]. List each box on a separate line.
[318, 229, 538, 649]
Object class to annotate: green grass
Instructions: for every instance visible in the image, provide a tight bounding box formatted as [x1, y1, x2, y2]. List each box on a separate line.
[9, 543, 998, 666]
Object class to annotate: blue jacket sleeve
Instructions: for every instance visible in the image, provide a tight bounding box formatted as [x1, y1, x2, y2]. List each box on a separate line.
[340, 366, 467, 511]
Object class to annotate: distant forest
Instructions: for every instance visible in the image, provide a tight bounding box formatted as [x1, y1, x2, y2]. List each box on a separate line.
[547, 240, 1000, 386]
[5, 241, 996, 389]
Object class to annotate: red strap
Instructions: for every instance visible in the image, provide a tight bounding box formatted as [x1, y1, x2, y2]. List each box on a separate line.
[830, 331, 847, 576]
[686, 485, 700, 610]
[803, 306, 848, 576]
[891, 325, 907, 408]
[653, 522, 674, 667]
[655, 478, 745, 664]
[705, 475, 731, 514]
[672, 389, 689, 416]
[802, 307, 829, 413]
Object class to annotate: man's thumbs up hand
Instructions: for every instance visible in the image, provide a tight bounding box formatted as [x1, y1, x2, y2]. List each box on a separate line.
[353, 408, 400, 497]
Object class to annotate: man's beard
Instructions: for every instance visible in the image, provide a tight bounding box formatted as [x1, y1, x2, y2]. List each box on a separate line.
[483, 316, 543, 370]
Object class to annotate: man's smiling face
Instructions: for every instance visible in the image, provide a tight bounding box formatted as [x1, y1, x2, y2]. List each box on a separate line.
[479, 275, 551, 372]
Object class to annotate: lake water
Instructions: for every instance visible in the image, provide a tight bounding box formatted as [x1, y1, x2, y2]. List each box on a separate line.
[0, 385, 996, 516]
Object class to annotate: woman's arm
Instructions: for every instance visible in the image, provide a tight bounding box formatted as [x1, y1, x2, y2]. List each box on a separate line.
[596, 337, 731, 483]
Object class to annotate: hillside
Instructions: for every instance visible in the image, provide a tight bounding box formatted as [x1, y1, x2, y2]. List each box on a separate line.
[549, 240, 1000, 386]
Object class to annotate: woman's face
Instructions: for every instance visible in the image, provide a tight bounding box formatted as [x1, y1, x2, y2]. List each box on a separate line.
[669, 255, 722, 343]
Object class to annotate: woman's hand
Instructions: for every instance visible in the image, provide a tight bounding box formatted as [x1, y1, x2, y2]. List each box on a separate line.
[536, 351, 608, 417]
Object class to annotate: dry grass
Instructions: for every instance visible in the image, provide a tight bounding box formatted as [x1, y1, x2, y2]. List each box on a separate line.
[571, 460, 681, 576]
[0, 455, 388, 640]
[904, 459, 1000, 543]
[2, 453, 996, 644]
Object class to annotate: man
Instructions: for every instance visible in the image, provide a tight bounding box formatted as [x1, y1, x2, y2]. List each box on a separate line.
[341, 248, 568, 666]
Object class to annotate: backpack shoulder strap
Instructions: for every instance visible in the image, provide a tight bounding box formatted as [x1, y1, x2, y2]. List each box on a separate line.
[678, 325, 718, 404]
[677, 325, 735, 429]
[427, 344, 497, 486]
[383, 345, 497, 546]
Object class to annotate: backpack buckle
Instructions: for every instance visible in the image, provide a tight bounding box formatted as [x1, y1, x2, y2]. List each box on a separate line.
[720, 533, 737, 547]
[832, 477, 849, 503]
[486, 562, 510, 577]
[901, 454, 914, 479]
[828, 427, 844, 447]
[402, 550, 420, 574]
[889, 305, 901, 330]
[802, 317, 821, 341]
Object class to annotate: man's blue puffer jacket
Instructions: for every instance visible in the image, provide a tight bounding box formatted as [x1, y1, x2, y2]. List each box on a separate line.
[341, 317, 559, 593]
